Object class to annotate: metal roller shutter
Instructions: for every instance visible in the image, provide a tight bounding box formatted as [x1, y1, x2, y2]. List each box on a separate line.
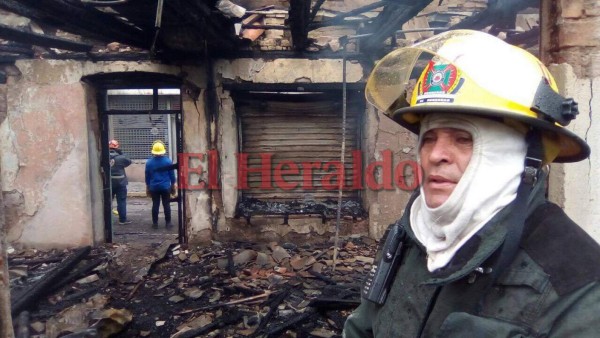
[237, 93, 362, 202]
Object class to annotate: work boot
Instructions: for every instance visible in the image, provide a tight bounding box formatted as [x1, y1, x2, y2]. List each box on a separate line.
[152, 223, 158, 229]
[118, 220, 132, 225]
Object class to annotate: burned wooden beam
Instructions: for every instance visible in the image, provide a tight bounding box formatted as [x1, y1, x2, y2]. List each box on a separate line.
[309, 0, 326, 23]
[308, 269, 337, 285]
[176, 311, 243, 338]
[0, 23, 93, 52]
[309, 1, 386, 29]
[252, 289, 290, 337]
[179, 291, 272, 314]
[49, 257, 104, 293]
[449, 0, 539, 30]
[161, 0, 239, 50]
[61, 286, 102, 302]
[289, 0, 311, 51]
[1, 0, 151, 49]
[0, 44, 34, 57]
[11, 246, 91, 316]
[223, 284, 265, 296]
[505, 26, 540, 46]
[265, 309, 316, 338]
[226, 250, 235, 276]
[308, 297, 361, 310]
[361, 0, 434, 53]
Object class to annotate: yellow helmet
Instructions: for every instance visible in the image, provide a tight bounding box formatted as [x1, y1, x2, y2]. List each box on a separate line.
[151, 140, 166, 155]
[366, 30, 589, 163]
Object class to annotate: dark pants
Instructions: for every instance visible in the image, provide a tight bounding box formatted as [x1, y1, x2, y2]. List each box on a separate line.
[151, 189, 171, 225]
[112, 184, 128, 222]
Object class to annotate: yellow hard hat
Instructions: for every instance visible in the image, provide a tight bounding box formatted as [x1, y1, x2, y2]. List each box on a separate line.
[366, 30, 589, 163]
[151, 140, 166, 155]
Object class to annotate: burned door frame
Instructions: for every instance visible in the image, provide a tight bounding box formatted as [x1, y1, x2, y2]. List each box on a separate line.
[86, 72, 186, 244]
[227, 83, 366, 223]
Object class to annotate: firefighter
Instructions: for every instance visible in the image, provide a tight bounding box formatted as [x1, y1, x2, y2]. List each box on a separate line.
[344, 30, 600, 337]
[109, 139, 132, 225]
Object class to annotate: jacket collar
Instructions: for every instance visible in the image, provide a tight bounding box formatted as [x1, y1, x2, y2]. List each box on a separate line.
[403, 191, 512, 285]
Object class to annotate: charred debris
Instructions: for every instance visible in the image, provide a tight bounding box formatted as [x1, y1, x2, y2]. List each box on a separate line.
[235, 198, 367, 225]
[8, 236, 378, 337]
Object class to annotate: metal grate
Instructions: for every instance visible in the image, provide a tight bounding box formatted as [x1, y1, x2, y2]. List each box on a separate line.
[158, 95, 181, 110]
[107, 93, 180, 111]
[110, 114, 169, 160]
[107, 95, 153, 110]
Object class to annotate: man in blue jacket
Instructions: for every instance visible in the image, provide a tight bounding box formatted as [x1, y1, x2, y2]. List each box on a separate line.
[145, 140, 176, 228]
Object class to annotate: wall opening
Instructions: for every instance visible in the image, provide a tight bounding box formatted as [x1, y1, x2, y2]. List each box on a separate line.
[100, 87, 183, 244]
[231, 91, 368, 225]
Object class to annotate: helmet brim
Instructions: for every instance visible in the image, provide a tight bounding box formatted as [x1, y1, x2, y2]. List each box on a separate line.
[392, 105, 590, 163]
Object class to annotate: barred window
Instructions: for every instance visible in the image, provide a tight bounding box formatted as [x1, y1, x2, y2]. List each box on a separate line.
[110, 114, 170, 160]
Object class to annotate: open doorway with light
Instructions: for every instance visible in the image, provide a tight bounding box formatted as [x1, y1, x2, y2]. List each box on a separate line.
[99, 87, 184, 244]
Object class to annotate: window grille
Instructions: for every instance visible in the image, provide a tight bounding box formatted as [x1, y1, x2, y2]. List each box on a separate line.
[106, 92, 180, 111]
[110, 114, 170, 160]
[107, 95, 153, 111]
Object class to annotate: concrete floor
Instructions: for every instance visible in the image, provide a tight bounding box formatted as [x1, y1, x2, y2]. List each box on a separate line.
[111, 193, 179, 244]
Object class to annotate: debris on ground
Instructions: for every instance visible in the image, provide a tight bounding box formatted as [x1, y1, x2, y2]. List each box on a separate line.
[8, 236, 378, 337]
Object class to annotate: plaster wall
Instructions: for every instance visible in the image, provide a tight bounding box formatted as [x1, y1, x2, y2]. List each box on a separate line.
[182, 91, 213, 243]
[215, 58, 363, 83]
[548, 64, 600, 241]
[543, 0, 600, 242]
[1, 59, 199, 248]
[362, 107, 418, 240]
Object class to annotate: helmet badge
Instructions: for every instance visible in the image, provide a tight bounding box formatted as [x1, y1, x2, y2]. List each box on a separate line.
[417, 61, 464, 105]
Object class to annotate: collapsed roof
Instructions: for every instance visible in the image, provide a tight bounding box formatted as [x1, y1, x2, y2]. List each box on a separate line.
[0, 0, 539, 64]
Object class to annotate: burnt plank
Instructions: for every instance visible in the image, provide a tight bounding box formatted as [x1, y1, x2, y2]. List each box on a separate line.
[309, 1, 387, 29]
[0, 23, 93, 52]
[4, 0, 150, 48]
[362, 0, 434, 52]
[308, 297, 361, 309]
[11, 246, 91, 316]
[289, 0, 311, 50]
[265, 309, 316, 337]
[450, 0, 539, 30]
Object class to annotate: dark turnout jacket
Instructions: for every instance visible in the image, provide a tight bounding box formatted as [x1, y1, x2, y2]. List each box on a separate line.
[343, 200, 600, 337]
[109, 149, 132, 187]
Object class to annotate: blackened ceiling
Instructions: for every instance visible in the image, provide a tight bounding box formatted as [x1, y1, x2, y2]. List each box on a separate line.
[0, 0, 540, 64]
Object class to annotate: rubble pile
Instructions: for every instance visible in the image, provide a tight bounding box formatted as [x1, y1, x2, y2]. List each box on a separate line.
[8, 236, 378, 337]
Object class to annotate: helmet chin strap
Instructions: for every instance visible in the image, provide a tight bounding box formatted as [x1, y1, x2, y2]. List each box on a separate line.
[475, 128, 544, 312]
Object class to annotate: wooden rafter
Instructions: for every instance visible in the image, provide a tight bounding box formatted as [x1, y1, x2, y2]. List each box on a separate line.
[309, 0, 326, 23]
[309, 1, 387, 29]
[0, 0, 150, 48]
[361, 0, 434, 53]
[450, 0, 539, 30]
[289, 0, 311, 51]
[0, 23, 93, 52]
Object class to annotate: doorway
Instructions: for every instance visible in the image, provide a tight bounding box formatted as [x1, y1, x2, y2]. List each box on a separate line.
[99, 87, 185, 244]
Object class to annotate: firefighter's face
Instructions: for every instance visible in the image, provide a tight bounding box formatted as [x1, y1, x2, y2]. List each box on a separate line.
[419, 127, 473, 208]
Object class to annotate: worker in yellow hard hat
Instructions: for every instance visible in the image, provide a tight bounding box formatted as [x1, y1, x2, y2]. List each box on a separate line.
[344, 30, 599, 337]
[145, 140, 176, 228]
